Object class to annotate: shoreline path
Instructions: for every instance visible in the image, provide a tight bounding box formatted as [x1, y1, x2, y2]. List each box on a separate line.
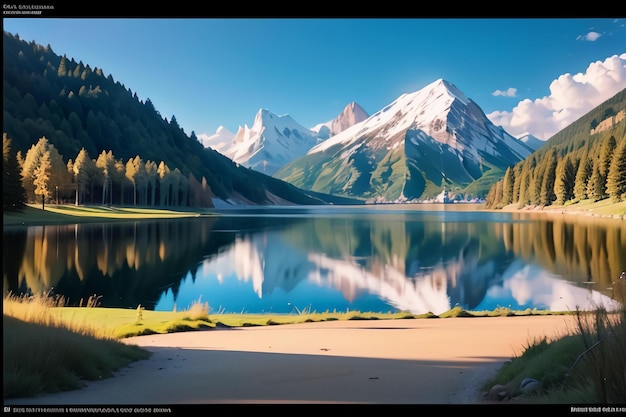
[4, 315, 578, 405]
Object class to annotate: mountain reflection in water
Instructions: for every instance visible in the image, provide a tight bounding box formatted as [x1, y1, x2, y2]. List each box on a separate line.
[4, 205, 624, 314]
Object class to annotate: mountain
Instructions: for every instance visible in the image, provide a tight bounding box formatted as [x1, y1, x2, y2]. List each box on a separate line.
[516, 132, 545, 151]
[311, 101, 369, 140]
[202, 102, 369, 176]
[204, 109, 324, 176]
[2, 30, 352, 207]
[274, 79, 535, 202]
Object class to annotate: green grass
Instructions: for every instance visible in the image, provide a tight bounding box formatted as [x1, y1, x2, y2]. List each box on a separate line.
[2, 204, 211, 227]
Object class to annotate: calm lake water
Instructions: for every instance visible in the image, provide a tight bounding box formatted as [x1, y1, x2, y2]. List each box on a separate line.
[3, 204, 625, 315]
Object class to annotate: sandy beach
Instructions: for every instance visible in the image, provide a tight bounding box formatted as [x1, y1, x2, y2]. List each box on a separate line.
[4, 315, 579, 405]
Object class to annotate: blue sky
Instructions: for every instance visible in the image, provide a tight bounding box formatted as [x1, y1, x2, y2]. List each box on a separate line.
[3, 18, 626, 141]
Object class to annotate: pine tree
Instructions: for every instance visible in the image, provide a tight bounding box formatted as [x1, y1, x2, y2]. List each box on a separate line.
[606, 138, 626, 202]
[540, 149, 558, 206]
[600, 136, 617, 177]
[512, 164, 523, 203]
[587, 162, 605, 202]
[532, 163, 545, 206]
[500, 166, 514, 206]
[554, 155, 577, 205]
[517, 156, 536, 208]
[574, 151, 592, 201]
[57, 54, 68, 77]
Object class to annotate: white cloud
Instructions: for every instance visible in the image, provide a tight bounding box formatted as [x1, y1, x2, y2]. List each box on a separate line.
[577, 31, 602, 42]
[487, 53, 626, 140]
[492, 87, 517, 97]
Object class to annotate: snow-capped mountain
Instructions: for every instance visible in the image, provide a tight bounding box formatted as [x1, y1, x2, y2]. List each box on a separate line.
[201, 102, 369, 175]
[228, 109, 326, 175]
[516, 132, 546, 151]
[274, 79, 536, 202]
[311, 102, 369, 140]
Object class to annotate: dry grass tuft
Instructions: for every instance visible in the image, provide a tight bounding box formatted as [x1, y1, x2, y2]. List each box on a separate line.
[3, 291, 111, 339]
[179, 297, 210, 321]
[3, 292, 151, 399]
[567, 306, 626, 404]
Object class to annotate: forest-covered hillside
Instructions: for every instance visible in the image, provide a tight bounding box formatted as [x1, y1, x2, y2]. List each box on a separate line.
[3, 31, 356, 208]
[484, 88, 626, 209]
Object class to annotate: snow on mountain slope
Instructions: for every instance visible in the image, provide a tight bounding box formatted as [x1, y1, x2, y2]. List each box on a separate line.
[275, 79, 536, 201]
[310, 79, 532, 160]
[222, 109, 323, 175]
[202, 102, 369, 175]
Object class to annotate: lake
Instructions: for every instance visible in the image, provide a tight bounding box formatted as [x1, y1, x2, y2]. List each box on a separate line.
[3, 204, 625, 315]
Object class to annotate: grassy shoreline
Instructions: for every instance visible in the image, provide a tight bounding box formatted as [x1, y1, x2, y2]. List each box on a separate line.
[4, 292, 624, 403]
[2, 204, 212, 227]
[3, 198, 626, 228]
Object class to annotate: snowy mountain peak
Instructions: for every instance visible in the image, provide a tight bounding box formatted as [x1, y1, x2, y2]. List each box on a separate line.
[431, 78, 470, 105]
[312, 101, 369, 139]
[311, 78, 531, 158]
[218, 108, 324, 175]
[207, 103, 369, 175]
[276, 78, 536, 202]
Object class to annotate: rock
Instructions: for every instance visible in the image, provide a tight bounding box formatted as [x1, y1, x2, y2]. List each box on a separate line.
[520, 377, 540, 392]
[484, 384, 510, 401]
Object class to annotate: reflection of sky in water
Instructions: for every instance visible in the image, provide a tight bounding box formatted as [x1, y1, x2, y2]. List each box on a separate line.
[6, 207, 623, 313]
[155, 237, 621, 315]
[474, 260, 621, 312]
[153, 211, 623, 316]
[155, 270, 395, 314]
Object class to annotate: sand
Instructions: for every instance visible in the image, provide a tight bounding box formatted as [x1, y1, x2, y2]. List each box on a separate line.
[3, 315, 579, 405]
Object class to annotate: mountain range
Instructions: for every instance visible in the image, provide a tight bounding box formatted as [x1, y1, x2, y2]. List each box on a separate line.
[203, 80, 541, 201]
[274, 79, 537, 202]
[200, 102, 369, 175]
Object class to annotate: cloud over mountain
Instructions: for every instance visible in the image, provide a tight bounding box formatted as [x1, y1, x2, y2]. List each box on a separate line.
[488, 53, 626, 140]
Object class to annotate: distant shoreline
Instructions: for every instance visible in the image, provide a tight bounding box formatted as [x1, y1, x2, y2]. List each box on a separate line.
[496, 202, 626, 221]
[3, 199, 625, 228]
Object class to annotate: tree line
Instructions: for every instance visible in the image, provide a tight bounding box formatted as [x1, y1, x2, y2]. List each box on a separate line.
[484, 127, 626, 209]
[2, 30, 274, 205]
[3, 133, 214, 211]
